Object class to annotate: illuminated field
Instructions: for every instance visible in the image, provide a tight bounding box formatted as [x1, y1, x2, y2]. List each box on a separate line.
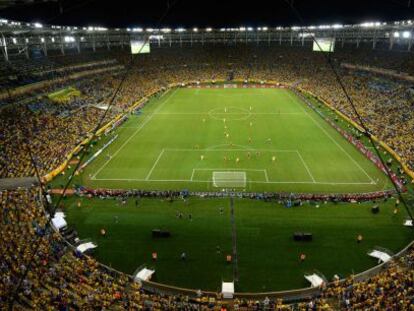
[54, 87, 412, 293]
[76, 87, 391, 193]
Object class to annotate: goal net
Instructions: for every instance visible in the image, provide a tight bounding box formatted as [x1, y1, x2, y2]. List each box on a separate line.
[212, 171, 246, 188]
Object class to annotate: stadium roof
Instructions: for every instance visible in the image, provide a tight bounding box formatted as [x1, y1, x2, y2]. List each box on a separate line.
[0, 0, 413, 28]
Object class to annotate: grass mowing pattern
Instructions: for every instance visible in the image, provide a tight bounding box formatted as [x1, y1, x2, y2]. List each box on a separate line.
[77, 87, 392, 193]
[63, 196, 412, 292]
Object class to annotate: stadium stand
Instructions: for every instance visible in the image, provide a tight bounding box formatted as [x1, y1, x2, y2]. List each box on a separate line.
[0, 27, 413, 309]
[1, 46, 413, 181]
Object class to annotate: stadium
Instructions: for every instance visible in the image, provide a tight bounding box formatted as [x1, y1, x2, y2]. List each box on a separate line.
[0, 0, 414, 309]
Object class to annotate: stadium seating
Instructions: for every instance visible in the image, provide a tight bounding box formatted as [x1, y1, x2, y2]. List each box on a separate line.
[1, 46, 413, 181]
[1, 46, 414, 309]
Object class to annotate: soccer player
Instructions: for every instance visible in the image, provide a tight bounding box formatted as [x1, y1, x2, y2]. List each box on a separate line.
[236, 157, 240, 164]
[250, 121, 253, 127]
[267, 138, 272, 143]
[272, 156, 276, 162]
[247, 152, 251, 159]
[200, 155, 204, 161]
[181, 252, 187, 261]
[223, 156, 227, 162]
[248, 137, 252, 143]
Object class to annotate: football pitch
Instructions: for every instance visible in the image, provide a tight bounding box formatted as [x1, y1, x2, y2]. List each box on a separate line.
[80, 87, 391, 193]
[58, 86, 412, 293]
[63, 196, 412, 292]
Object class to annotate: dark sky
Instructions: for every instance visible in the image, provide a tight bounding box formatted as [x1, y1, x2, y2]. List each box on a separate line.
[0, 0, 413, 28]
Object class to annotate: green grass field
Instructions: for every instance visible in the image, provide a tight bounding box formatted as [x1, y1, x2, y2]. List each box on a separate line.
[75, 87, 392, 193]
[63, 196, 412, 292]
[55, 86, 413, 293]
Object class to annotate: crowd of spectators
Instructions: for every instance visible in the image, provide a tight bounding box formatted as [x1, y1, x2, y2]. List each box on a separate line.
[0, 45, 414, 309]
[1, 45, 414, 181]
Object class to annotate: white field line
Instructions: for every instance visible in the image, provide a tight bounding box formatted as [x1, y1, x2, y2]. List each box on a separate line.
[286, 91, 376, 184]
[296, 151, 316, 183]
[193, 168, 266, 172]
[92, 177, 376, 185]
[164, 148, 298, 152]
[153, 112, 304, 115]
[264, 169, 269, 182]
[92, 89, 177, 179]
[145, 149, 165, 180]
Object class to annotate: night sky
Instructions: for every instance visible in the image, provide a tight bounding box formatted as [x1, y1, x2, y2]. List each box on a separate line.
[0, 0, 413, 28]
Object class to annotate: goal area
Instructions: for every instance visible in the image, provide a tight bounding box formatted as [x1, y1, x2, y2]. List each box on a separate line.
[212, 171, 246, 188]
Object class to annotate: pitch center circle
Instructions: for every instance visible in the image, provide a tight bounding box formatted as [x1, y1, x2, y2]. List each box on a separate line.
[208, 106, 252, 121]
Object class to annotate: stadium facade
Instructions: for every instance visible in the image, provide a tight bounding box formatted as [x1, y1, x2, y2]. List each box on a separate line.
[1, 18, 414, 61]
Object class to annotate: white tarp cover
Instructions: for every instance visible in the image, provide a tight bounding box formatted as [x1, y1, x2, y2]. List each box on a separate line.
[95, 105, 109, 110]
[404, 220, 413, 227]
[304, 274, 324, 287]
[76, 242, 97, 253]
[368, 249, 392, 263]
[51, 212, 67, 230]
[222, 282, 235, 299]
[134, 268, 155, 282]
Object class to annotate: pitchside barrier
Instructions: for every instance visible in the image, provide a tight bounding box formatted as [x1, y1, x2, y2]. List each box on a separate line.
[42, 80, 414, 189]
[81, 188, 396, 203]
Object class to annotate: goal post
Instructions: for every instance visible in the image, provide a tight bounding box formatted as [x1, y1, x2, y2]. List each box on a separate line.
[212, 171, 247, 188]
